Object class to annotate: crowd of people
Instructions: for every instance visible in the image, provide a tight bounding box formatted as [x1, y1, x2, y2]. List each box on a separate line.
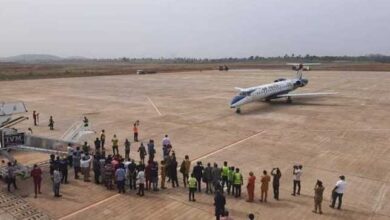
[4, 116, 348, 220]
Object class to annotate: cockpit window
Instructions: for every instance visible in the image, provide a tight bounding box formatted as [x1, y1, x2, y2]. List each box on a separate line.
[239, 89, 255, 96]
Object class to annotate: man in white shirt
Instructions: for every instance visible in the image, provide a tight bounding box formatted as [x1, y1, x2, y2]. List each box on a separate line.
[291, 165, 302, 196]
[80, 154, 92, 182]
[137, 168, 145, 196]
[330, 175, 346, 209]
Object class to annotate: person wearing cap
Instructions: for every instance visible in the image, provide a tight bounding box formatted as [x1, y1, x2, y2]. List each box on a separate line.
[313, 180, 325, 214]
[330, 175, 346, 209]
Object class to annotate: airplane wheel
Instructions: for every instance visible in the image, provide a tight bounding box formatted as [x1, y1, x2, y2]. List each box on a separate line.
[287, 97, 292, 103]
[235, 108, 241, 114]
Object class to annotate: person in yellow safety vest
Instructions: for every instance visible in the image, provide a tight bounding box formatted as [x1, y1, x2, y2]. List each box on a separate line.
[233, 168, 243, 198]
[188, 173, 197, 202]
[227, 166, 235, 195]
[221, 161, 229, 193]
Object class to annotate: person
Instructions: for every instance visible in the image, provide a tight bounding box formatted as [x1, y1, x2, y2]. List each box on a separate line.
[6, 162, 17, 192]
[214, 189, 226, 220]
[112, 134, 119, 155]
[233, 168, 243, 198]
[82, 141, 90, 154]
[53, 168, 62, 197]
[100, 130, 106, 149]
[221, 161, 229, 192]
[227, 166, 235, 195]
[83, 116, 89, 127]
[93, 155, 101, 184]
[271, 168, 282, 200]
[180, 155, 191, 187]
[313, 180, 325, 214]
[260, 170, 271, 202]
[151, 161, 159, 191]
[162, 134, 171, 147]
[246, 171, 256, 202]
[160, 160, 166, 189]
[33, 110, 37, 126]
[147, 139, 155, 161]
[124, 139, 131, 160]
[212, 163, 222, 192]
[115, 164, 126, 193]
[137, 167, 145, 196]
[30, 164, 42, 198]
[204, 162, 213, 194]
[104, 160, 114, 190]
[138, 142, 147, 164]
[133, 123, 139, 142]
[330, 175, 346, 209]
[248, 213, 255, 220]
[94, 138, 101, 153]
[145, 161, 152, 190]
[48, 116, 54, 130]
[292, 165, 302, 196]
[170, 158, 179, 187]
[128, 160, 137, 190]
[27, 127, 33, 134]
[67, 144, 73, 167]
[80, 154, 92, 182]
[59, 157, 68, 184]
[188, 173, 197, 201]
[193, 161, 204, 192]
[73, 152, 81, 179]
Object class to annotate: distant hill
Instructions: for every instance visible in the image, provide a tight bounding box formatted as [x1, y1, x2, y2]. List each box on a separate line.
[0, 54, 62, 63]
[0, 54, 89, 63]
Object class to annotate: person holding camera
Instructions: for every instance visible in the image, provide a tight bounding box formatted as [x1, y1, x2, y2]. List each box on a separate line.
[292, 165, 302, 196]
[271, 168, 282, 200]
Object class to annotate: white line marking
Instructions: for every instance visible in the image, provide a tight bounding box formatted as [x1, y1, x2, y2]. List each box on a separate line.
[58, 194, 120, 220]
[146, 96, 162, 116]
[194, 130, 266, 161]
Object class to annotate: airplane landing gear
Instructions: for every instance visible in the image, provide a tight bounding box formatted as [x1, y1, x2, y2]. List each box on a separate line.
[235, 108, 241, 114]
[287, 96, 292, 103]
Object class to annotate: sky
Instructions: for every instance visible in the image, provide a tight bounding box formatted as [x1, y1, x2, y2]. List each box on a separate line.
[0, 0, 389, 58]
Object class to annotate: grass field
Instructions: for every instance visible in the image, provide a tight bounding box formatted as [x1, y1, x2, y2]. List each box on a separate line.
[1, 61, 390, 81]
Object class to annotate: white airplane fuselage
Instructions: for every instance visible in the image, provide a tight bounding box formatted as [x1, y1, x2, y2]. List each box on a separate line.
[230, 78, 307, 108]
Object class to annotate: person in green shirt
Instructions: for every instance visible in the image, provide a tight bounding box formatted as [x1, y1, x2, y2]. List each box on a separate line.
[112, 134, 119, 155]
[221, 161, 229, 193]
[227, 166, 235, 195]
[188, 173, 197, 202]
[233, 168, 243, 198]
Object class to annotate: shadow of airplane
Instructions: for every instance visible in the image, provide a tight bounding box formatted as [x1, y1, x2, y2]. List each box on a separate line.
[239, 98, 343, 115]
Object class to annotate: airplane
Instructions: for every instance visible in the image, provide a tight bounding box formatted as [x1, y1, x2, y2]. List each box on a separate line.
[230, 64, 336, 114]
[287, 62, 321, 71]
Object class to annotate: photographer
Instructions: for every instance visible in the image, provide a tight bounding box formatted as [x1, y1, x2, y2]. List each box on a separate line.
[271, 168, 282, 200]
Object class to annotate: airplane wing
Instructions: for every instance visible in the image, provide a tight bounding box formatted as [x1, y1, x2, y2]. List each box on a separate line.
[277, 92, 337, 98]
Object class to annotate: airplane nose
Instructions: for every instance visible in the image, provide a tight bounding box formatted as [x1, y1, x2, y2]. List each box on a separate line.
[230, 95, 245, 107]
